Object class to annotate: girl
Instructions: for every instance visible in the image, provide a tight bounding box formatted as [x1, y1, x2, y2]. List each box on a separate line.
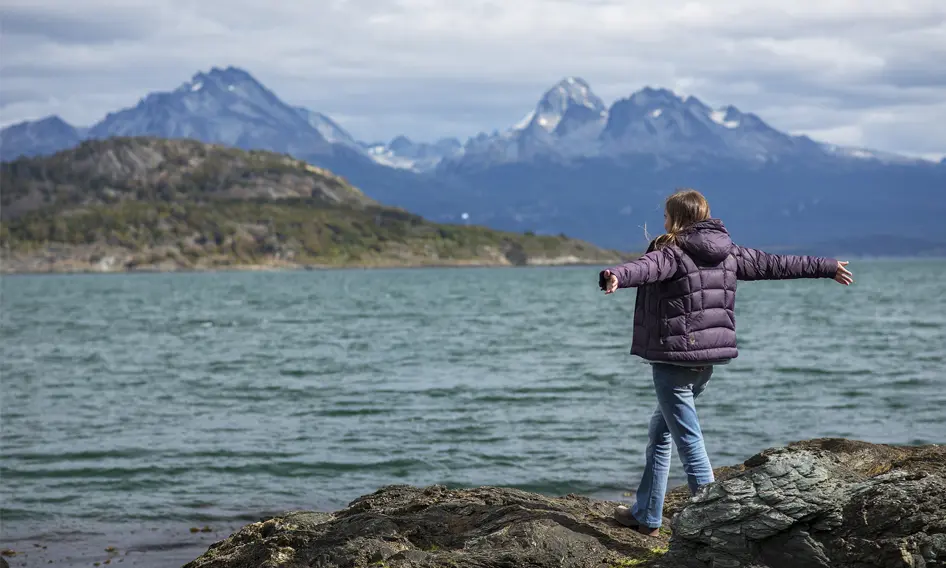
[599, 188, 853, 537]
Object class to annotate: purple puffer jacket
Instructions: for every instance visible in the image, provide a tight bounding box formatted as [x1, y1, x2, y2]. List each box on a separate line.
[605, 219, 838, 363]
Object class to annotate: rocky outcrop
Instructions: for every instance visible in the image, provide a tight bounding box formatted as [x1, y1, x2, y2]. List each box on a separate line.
[658, 438, 945, 568]
[183, 485, 668, 568]
[184, 439, 944, 568]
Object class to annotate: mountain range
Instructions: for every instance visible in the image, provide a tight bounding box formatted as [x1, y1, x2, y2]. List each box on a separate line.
[2, 66, 944, 253]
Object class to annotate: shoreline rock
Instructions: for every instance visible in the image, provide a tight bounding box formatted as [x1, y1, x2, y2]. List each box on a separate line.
[183, 439, 944, 568]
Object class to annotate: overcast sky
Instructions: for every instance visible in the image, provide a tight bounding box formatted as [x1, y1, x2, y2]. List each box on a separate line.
[1, 0, 944, 160]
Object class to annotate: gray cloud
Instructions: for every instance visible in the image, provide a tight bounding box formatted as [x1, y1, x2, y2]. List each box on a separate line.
[0, 0, 944, 159]
[0, 4, 152, 44]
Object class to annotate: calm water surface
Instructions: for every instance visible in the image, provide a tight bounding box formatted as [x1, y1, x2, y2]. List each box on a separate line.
[1, 262, 944, 563]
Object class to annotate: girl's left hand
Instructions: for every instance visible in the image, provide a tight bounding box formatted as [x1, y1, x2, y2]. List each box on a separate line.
[834, 261, 854, 285]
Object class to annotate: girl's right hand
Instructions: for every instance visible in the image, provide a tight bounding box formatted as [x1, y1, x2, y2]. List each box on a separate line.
[834, 261, 854, 285]
[600, 270, 619, 294]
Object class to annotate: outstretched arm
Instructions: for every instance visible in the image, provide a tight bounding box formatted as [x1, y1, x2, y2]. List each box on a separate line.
[733, 246, 851, 284]
[600, 247, 679, 293]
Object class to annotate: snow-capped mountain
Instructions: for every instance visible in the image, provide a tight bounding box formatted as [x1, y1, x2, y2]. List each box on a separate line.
[0, 116, 84, 159]
[436, 81, 931, 172]
[453, 77, 609, 168]
[526, 76, 607, 136]
[0, 66, 378, 163]
[1, 69, 930, 174]
[86, 66, 333, 156]
[364, 136, 463, 171]
[597, 87, 823, 163]
[444, 84, 839, 171]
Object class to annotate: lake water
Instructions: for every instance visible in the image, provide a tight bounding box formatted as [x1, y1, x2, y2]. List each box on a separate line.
[2, 262, 945, 565]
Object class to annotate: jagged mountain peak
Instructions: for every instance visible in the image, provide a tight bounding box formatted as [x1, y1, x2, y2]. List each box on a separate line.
[459, 80, 826, 169]
[599, 85, 817, 161]
[86, 65, 331, 156]
[172, 66, 271, 98]
[625, 88, 710, 113]
[628, 86, 681, 106]
[524, 77, 607, 133]
[613, 88, 773, 133]
[547, 77, 596, 100]
[540, 77, 605, 107]
[202, 65, 254, 80]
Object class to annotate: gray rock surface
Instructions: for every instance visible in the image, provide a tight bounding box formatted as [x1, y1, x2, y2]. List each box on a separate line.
[659, 438, 945, 568]
[183, 439, 944, 568]
[183, 485, 666, 568]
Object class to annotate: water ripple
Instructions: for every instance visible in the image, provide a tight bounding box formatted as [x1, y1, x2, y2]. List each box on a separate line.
[1, 261, 945, 548]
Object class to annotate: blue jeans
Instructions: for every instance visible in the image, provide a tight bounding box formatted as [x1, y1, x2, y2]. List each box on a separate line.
[631, 363, 715, 528]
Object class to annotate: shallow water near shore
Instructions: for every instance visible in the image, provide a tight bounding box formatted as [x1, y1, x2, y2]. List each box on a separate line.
[2, 261, 945, 566]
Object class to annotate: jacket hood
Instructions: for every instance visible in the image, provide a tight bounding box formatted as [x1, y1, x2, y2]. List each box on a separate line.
[677, 219, 733, 264]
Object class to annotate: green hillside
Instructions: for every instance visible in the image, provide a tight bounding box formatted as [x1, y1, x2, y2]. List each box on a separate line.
[0, 137, 628, 273]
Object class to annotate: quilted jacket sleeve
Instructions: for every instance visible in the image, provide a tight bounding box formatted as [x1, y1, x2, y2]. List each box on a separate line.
[733, 246, 838, 281]
[605, 247, 680, 288]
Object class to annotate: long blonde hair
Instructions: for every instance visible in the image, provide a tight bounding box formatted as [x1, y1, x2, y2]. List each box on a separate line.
[652, 188, 711, 249]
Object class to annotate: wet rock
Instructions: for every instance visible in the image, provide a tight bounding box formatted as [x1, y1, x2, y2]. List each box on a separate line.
[658, 438, 945, 568]
[183, 489, 663, 568]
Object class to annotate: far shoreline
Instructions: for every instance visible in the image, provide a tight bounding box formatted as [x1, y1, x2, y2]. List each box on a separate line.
[0, 258, 630, 278]
[3, 253, 943, 278]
